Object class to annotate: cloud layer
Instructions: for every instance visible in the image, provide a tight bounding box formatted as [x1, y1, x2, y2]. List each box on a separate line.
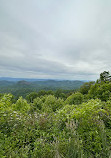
[0, 0, 111, 80]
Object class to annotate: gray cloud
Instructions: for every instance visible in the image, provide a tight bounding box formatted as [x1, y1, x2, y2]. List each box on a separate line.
[0, 0, 111, 80]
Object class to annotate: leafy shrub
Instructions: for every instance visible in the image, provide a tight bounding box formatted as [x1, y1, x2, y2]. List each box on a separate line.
[65, 92, 84, 105]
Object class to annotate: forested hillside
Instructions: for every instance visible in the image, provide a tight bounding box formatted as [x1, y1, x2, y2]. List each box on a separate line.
[0, 80, 84, 99]
[0, 71, 111, 158]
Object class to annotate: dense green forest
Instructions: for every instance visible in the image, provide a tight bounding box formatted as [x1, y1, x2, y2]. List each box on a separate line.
[0, 71, 111, 158]
[0, 80, 84, 99]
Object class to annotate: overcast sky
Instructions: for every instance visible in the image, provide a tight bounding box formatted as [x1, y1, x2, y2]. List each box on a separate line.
[0, 0, 111, 80]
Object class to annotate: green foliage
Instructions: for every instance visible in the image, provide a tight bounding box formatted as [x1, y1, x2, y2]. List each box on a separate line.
[79, 81, 95, 94]
[88, 81, 111, 101]
[54, 89, 67, 99]
[65, 92, 84, 105]
[31, 139, 55, 158]
[0, 93, 13, 112]
[12, 96, 30, 112]
[33, 97, 43, 110]
[100, 71, 111, 82]
[42, 95, 64, 112]
[26, 92, 38, 103]
[55, 99, 111, 157]
[0, 72, 111, 157]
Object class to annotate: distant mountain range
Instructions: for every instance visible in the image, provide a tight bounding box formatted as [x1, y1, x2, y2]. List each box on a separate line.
[0, 77, 48, 82]
[0, 77, 88, 82]
[0, 77, 87, 98]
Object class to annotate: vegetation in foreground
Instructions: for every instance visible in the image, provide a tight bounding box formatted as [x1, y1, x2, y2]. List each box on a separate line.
[0, 71, 111, 158]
